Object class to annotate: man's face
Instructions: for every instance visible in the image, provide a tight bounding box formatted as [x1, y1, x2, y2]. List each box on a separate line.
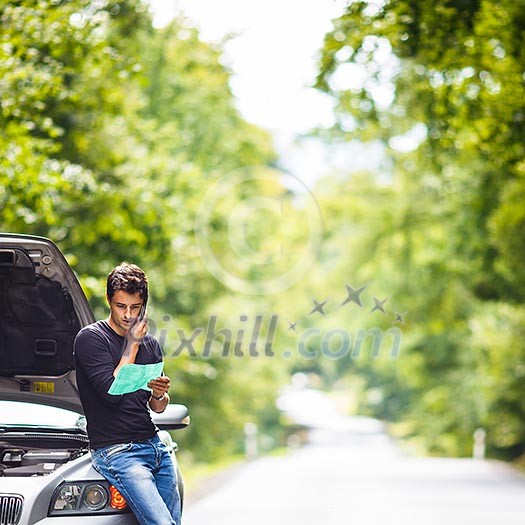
[107, 290, 144, 336]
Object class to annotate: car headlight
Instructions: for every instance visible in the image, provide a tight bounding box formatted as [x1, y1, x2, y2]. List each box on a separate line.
[49, 481, 129, 516]
[84, 484, 108, 510]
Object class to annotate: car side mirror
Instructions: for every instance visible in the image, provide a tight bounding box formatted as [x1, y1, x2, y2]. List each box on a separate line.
[150, 403, 190, 430]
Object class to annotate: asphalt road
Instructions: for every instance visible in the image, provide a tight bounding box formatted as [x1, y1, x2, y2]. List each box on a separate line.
[184, 408, 525, 524]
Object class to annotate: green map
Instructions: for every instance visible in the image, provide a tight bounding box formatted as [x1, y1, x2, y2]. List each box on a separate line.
[108, 362, 164, 395]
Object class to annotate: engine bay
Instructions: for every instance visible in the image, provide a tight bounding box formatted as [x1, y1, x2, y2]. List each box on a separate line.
[0, 437, 89, 477]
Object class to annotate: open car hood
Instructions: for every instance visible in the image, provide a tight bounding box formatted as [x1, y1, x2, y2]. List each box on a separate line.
[0, 233, 95, 412]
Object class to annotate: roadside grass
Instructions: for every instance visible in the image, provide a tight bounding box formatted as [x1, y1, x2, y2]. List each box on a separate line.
[512, 454, 525, 474]
[178, 452, 246, 493]
[383, 421, 427, 456]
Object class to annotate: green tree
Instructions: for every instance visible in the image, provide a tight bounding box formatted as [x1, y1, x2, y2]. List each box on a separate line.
[1, 1, 283, 463]
[312, 0, 525, 459]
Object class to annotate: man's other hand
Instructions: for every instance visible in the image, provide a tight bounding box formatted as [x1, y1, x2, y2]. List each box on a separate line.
[148, 375, 170, 398]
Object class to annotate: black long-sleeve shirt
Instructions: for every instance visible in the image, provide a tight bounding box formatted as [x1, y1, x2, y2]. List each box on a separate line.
[74, 320, 163, 449]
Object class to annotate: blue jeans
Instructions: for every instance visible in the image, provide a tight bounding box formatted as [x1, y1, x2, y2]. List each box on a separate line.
[91, 434, 181, 525]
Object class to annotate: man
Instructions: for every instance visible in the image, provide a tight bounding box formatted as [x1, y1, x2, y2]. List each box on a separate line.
[74, 262, 181, 525]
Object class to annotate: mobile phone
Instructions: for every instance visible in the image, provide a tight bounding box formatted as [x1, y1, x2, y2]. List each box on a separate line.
[138, 301, 147, 321]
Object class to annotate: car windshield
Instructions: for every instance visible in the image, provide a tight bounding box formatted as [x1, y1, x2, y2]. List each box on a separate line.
[0, 400, 86, 431]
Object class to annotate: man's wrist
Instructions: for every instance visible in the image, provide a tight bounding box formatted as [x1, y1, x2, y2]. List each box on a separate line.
[151, 392, 166, 401]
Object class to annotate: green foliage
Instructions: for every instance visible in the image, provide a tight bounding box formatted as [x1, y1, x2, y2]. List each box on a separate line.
[313, 0, 525, 459]
[0, 0, 281, 462]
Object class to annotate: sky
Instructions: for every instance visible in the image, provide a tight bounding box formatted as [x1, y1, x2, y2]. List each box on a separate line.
[148, 0, 386, 187]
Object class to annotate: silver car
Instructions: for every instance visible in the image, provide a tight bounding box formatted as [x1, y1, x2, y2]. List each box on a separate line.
[0, 233, 189, 524]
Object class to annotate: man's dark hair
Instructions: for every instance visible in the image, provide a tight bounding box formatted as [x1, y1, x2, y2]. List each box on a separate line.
[106, 262, 148, 303]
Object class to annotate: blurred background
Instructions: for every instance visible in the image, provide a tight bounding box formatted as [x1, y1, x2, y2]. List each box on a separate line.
[1, 0, 525, 520]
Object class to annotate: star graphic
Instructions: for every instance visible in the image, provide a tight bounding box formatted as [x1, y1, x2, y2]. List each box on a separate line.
[287, 320, 299, 332]
[370, 297, 388, 314]
[393, 311, 408, 324]
[309, 299, 328, 316]
[341, 284, 367, 308]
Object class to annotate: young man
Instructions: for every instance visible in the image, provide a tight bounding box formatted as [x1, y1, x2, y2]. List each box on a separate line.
[74, 262, 181, 525]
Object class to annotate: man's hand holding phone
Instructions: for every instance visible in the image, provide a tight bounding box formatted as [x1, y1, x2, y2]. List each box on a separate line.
[127, 303, 147, 346]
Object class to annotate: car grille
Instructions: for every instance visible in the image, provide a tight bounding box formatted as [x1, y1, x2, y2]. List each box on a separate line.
[0, 495, 23, 525]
